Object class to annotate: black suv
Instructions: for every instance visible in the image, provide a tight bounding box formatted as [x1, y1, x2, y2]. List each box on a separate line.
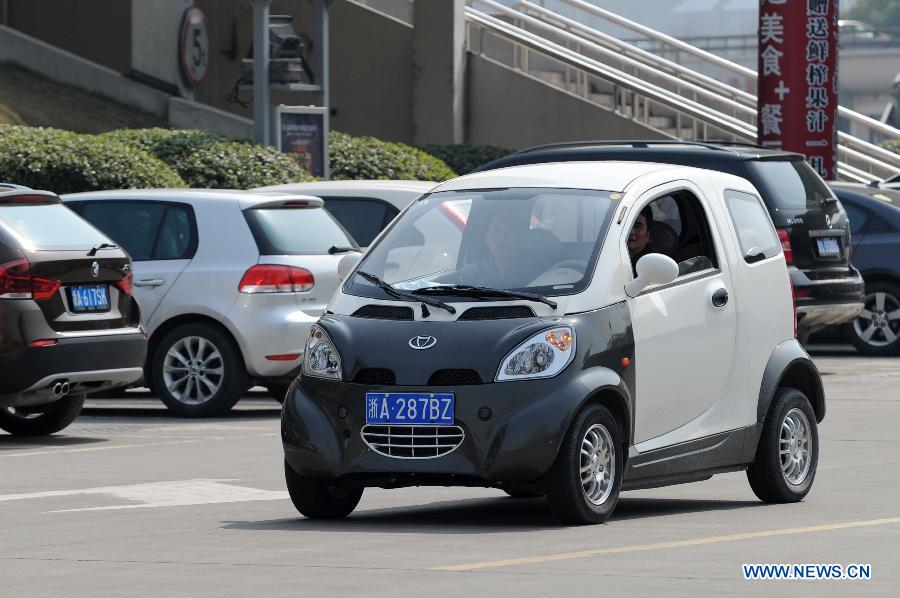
[0, 189, 146, 435]
[478, 141, 864, 342]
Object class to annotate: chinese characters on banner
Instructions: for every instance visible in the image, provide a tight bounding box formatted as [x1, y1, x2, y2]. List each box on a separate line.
[758, 0, 839, 180]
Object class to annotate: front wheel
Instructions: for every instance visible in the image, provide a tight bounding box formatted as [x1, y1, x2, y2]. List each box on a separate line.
[747, 387, 819, 503]
[546, 405, 623, 525]
[0, 394, 86, 436]
[285, 460, 363, 519]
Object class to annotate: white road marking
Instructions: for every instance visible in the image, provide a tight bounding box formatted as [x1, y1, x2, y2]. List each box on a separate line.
[0, 479, 287, 512]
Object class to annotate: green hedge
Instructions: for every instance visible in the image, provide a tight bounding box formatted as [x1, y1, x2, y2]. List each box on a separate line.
[103, 128, 314, 189]
[330, 131, 456, 181]
[0, 125, 184, 194]
[417, 143, 513, 175]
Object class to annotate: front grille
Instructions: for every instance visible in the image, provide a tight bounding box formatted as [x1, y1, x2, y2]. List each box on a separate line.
[458, 305, 536, 320]
[354, 368, 396, 385]
[352, 305, 414, 320]
[428, 369, 483, 385]
[361, 424, 465, 459]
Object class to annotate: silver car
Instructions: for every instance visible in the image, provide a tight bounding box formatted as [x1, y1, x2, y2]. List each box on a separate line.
[62, 190, 357, 416]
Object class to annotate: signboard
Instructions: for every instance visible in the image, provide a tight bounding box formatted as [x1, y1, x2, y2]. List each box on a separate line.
[757, 0, 839, 180]
[275, 106, 329, 179]
[179, 7, 209, 88]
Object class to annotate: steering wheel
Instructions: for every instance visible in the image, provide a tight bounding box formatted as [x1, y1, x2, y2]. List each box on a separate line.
[550, 259, 589, 272]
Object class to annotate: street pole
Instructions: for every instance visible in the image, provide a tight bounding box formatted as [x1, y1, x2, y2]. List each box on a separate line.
[253, 0, 271, 145]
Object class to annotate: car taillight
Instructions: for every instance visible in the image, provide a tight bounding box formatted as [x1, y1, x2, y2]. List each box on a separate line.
[238, 264, 314, 293]
[116, 273, 134, 295]
[0, 259, 60, 300]
[777, 229, 793, 265]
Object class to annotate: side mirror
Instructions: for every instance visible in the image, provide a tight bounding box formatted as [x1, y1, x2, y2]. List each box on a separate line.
[625, 253, 679, 297]
[337, 252, 362, 280]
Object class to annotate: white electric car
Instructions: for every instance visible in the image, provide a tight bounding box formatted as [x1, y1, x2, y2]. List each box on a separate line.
[63, 190, 357, 416]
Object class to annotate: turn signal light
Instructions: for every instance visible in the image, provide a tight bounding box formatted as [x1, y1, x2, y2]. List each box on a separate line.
[238, 265, 314, 293]
[777, 229, 793, 265]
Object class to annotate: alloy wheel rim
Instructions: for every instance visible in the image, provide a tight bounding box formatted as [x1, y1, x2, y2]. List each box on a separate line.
[580, 423, 615, 506]
[163, 336, 224, 406]
[853, 291, 900, 348]
[780, 408, 812, 486]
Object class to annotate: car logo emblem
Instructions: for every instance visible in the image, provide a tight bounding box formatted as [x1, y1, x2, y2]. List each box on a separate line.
[91, 262, 100, 278]
[409, 335, 437, 350]
[825, 214, 832, 228]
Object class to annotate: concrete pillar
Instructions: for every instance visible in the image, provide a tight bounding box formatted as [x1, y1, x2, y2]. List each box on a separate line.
[131, 0, 193, 98]
[412, 0, 465, 145]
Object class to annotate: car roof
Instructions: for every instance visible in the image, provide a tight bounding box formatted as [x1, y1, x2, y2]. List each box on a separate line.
[251, 180, 437, 211]
[60, 188, 323, 211]
[476, 140, 803, 172]
[431, 160, 717, 193]
[830, 182, 900, 217]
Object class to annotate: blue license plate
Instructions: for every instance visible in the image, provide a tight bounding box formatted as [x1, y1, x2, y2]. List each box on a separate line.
[68, 284, 110, 312]
[816, 237, 840, 257]
[365, 392, 455, 425]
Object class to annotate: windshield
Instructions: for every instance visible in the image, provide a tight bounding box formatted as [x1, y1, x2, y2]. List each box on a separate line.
[347, 187, 617, 300]
[0, 204, 110, 250]
[244, 208, 356, 255]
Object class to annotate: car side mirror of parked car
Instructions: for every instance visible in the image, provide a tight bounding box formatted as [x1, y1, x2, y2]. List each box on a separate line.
[625, 253, 679, 297]
[338, 252, 363, 280]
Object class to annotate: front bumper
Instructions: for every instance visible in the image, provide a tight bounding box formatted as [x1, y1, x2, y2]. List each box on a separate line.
[792, 266, 865, 331]
[282, 373, 594, 485]
[0, 332, 146, 404]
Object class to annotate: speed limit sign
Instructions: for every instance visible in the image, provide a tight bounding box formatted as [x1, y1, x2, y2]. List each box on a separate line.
[179, 7, 208, 88]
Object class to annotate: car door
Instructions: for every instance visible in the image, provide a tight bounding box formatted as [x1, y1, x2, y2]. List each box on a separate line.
[624, 183, 738, 447]
[74, 201, 197, 326]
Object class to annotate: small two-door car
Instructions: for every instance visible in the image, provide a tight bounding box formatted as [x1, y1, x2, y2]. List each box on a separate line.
[282, 162, 825, 525]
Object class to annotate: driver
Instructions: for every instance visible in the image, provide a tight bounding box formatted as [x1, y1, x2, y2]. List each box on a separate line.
[628, 206, 656, 277]
[453, 212, 533, 289]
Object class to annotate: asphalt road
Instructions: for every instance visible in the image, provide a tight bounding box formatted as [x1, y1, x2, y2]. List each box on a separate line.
[1, 344, 898, 596]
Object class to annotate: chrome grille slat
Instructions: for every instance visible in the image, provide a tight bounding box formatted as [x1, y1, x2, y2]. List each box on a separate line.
[361, 424, 465, 459]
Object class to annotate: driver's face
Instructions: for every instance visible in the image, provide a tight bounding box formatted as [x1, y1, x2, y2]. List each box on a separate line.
[486, 217, 521, 265]
[628, 214, 650, 256]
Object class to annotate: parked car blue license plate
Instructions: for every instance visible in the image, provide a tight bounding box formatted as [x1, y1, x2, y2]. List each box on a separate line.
[68, 284, 110, 312]
[816, 237, 840, 257]
[365, 392, 455, 425]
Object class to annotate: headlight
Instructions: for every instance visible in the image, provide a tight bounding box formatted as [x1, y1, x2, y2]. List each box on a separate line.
[496, 327, 575, 382]
[302, 324, 342, 380]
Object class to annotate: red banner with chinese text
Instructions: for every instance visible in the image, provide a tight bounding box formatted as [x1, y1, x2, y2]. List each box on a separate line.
[757, 0, 839, 180]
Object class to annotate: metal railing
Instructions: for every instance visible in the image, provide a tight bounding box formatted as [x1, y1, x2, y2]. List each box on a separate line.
[464, 0, 900, 182]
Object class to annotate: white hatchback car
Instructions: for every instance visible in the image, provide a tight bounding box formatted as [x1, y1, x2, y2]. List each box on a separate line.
[62, 190, 357, 416]
[252, 180, 436, 248]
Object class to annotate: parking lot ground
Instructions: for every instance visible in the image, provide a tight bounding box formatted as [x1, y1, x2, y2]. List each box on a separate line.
[1, 346, 898, 596]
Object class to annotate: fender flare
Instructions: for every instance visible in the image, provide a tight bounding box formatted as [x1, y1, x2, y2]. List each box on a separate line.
[757, 339, 826, 427]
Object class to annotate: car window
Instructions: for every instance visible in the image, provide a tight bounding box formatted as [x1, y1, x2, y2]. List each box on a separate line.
[243, 207, 356, 255]
[724, 190, 781, 263]
[79, 202, 165, 259]
[0, 204, 110, 250]
[78, 202, 196, 261]
[746, 159, 833, 211]
[323, 198, 399, 246]
[842, 203, 869, 235]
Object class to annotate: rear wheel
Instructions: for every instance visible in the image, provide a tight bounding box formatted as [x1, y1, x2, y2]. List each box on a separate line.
[747, 387, 818, 503]
[546, 405, 623, 525]
[846, 281, 900, 356]
[285, 459, 363, 519]
[0, 394, 85, 436]
[150, 323, 247, 417]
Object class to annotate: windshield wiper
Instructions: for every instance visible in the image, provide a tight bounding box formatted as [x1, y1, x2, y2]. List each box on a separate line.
[413, 284, 558, 309]
[356, 271, 456, 315]
[87, 243, 117, 256]
[328, 245, 357, 254]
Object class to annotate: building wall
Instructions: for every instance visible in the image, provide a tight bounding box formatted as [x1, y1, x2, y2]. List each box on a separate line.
[466, 55, 666, 149]
[3, 0, 131, 74]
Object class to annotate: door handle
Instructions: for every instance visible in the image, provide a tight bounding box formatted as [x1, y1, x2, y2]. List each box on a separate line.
[134, 279, 165, 288]
[711, 287, 729, 307]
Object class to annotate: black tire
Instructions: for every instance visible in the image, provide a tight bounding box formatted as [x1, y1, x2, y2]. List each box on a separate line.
[149, 323, 247, 417]
[546, 404, 624, 525]
[0, 394, 85, 436]
[747, 387, 819, 503]
[845, 280, 900, 356]
[503, 488, 544, 498]
[284, 459, 363, 519]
